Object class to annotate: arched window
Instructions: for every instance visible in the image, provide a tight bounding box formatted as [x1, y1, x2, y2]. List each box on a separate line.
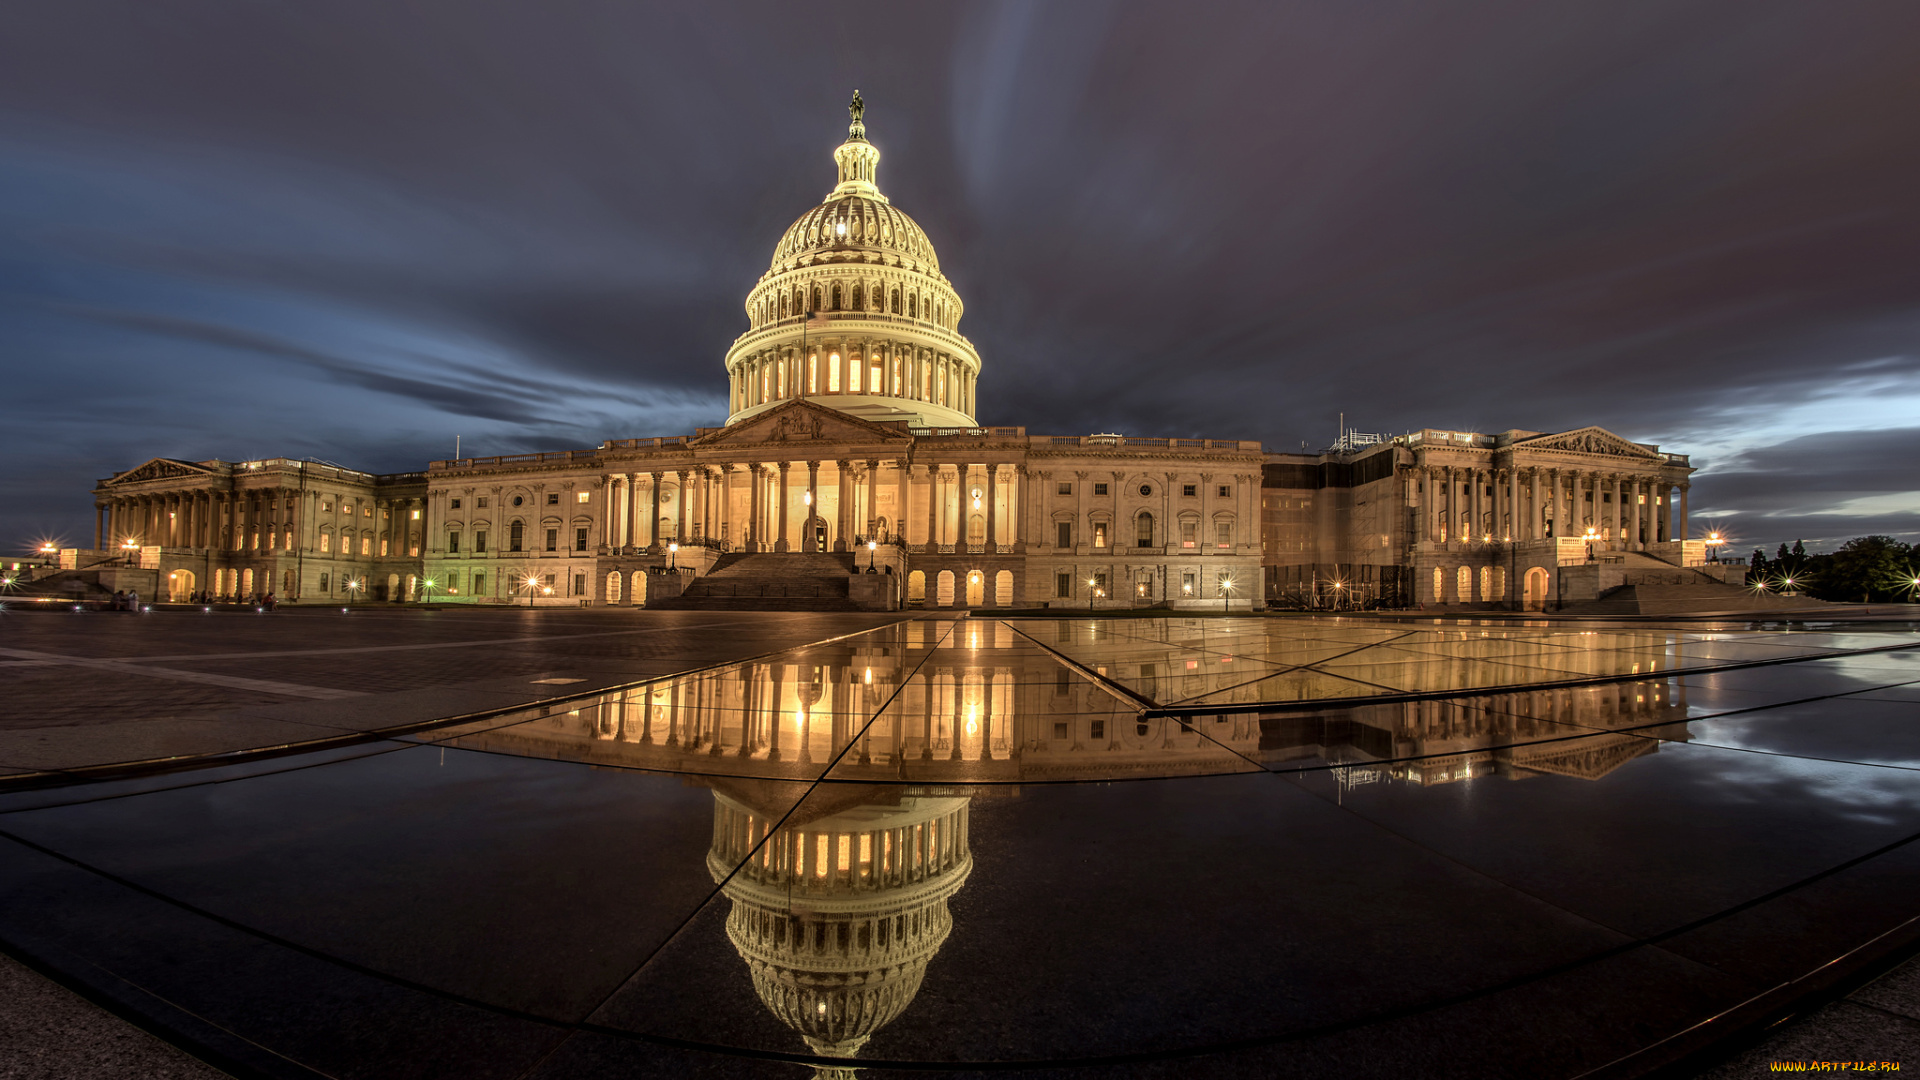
[1432, 567, 1445, 603]
[831, 284, 842, 310]
[908, 294, 917, 318]
[851, 284, 863, 311]
[1136, 511, 1155, 548]
[810, 286, 822, 313]
[936, 569, 955, 606]
[1480, 566, 1493, 601]
[1456, 566, 1472, 602]
[779, 294, 789, 318]
[907, 569, 926, 603]
[890, 289, 900, 314]
[995, 570, 1013, 606]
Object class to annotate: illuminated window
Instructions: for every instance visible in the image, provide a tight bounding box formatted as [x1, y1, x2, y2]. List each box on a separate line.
[1092, 522, 1108, 548]
[829, 353, 841, 392]
[808, 354, 818, 394]
[320, 532, 332, 553]
[577, 491, 589, 504]
[411, 508, 421, 519]
[360, 536, 370, 556]
[1182, 571, 1196, 596]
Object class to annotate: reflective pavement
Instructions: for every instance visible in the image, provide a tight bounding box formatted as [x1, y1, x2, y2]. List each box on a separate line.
[1, 615, 1917, 1078]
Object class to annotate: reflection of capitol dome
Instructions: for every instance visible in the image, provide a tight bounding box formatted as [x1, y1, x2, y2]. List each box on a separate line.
[709, 788, 972, 1072]
[725, 91, 982, 431]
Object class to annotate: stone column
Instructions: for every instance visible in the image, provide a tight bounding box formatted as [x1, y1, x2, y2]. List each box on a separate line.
[1507, 468, 1520, 540]
[718, 466, 733, 550]
[925, 465, 938, 551]
[747, 466, 762, 551]
[1678, 483, 1689, 544]
[1014, 466, 1029, 550]
[835, 461, 851, 551]
[804, 461, 820, 552]
[893, 459, 908, 545]
[1527, 469, 1541, 541]
[984, 464, 998, 552]
[775, 462, 790, 552]
[648, 472, 663, 552]
[1424, 467, 1438, 542]
[675, 470, 690, 542]
[621, 475, 636, 552]
[865, 458, 880, 538]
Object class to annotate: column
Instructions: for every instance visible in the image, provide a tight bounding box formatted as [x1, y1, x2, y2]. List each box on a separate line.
[924, 465, 938, 551]
[1678, 483, 1689, 544]
[1527, 469, 1541, 541]
[1013, 466, 1029, 549]
[835, 461, 851, 551]
[1424, 467, 1439, 542]
[804, 461, 820, 552]
[648, 473, 663, 552]
[1507, 468, 1520, 540]
[775, 462, 790, 552]
[718, 466, 734, 550]
[984, 465, 998, 552]
[675, 470, 690, 541]
[886, 460, 904, 546]
[621, 475, 637, 551]
[866, 458, 880, 538]
[747, 466, 763, 551]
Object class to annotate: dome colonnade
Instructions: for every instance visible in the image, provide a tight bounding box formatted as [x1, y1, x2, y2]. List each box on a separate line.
[726, 91, 981, 431]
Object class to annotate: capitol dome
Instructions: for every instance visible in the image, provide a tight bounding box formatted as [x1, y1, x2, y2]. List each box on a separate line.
[724, 92, 982, 431]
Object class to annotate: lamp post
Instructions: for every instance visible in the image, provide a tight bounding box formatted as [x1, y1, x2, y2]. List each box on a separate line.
[121, 538, 140, 567]
[866, 538, 877, 573]
[668, 541, 678, 571]
[522, 575, 539, 608]
[419, 577, 437, 604]
[344, 577, 363, 607]
[1705, 531, 1725, 564]
[1584, 526, 1599, 562]
[1219, 574, 1236, 614]
[38, 542, 56, 569]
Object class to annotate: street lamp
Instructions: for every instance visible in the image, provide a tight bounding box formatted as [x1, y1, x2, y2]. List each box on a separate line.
[1583, 526, 1600, 562]
[866, 538, 877, 573]
[344, 577, 364, 606]
[668, 541, 679, 570]
[1705, 531, 1726, 564]
[521, 574, 540, 607]
[1219, 574, 1236, 614]
[121, 538, 140, 567]
[419, 577, 438, 603]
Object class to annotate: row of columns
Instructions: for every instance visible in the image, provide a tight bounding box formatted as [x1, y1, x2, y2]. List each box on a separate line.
[1421, 465, 1688, 547]
[96, 489, 421, 559]
[731, 342, 976, 419]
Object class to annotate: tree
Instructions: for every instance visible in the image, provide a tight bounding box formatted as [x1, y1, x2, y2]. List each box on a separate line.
[1810, 535, 1912, 603]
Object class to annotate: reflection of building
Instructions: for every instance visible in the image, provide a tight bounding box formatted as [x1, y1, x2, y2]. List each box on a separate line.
[707, 785, 971, 1074]
[77, 93, 1703, 612]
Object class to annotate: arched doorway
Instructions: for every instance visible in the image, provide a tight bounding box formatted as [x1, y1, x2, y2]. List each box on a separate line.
[936, 570, 955, 606]
[1524, 567, 1550, 611]
[804, 515, 828, 553]
[907, 570, 926, 605]
[167, 569, 194, 602]
[387, 573, 401, 602]
[631, 570, 647, 607]
[965, 570, 985, 606]
[995, 570, 1014, 606]
[606, 571, 622, 604]
[241, 567, 254, 598]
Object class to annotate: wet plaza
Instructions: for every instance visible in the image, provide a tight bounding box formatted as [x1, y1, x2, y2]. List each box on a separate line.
[3, 612, 1920, 1077]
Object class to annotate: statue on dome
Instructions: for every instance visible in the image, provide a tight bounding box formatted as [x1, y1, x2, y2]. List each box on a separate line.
[849, 89, 864, 124]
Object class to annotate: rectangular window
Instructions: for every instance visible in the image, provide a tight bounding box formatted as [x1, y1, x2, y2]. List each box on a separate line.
[575, 527, 588, 552]
[1182, 571, 1197, 596]
[546, 493, 559, 505]
[1090, 719, 1105, 740]
[1057, 482, 1072, 495]
[473, 571, 486, 595]
[410, 509, 421, 520]
[1216, 522, 1232, 548]
[319, 573, 330, 592]
[577, 491, 590, 504]
[449, 498, 460, 510]
[322, 501, 333, 513]
[1183, 484, 1197, 497]
[1057, 522, 1073, 549]
[1092, 523, 1107, 548]
[1094, 483, 1108, 496]
[360, 537, 370, 556]
[573, 573, 586, 596]
[544, 528, 557, 552]
[1053, 722, 1069, 739]
[1055, 571, 1071, 598]
[477, 497, 489, 508]
[1136, 515, 1154, 548]
[542, 573, 556, 587]
[475, 530, 488, 553]
[320, 533, 331, 553]
[1093, 571, 1108, 596]
[1218, 484, 1232, 498]
[1181, 520, 1197, 548]
[509, 522, 523, 552]
[447, 531, 460, 554]
[380, 538, 389, 557]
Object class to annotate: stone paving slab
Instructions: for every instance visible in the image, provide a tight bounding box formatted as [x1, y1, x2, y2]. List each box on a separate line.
[0, 608, 907, 780]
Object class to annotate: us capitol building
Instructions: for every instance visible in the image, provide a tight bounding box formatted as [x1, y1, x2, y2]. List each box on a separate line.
[78, 94, 1708, 612]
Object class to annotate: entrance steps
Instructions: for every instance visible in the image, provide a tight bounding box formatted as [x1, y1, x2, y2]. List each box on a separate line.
[653, 551, 863, 611]
[1559, 582, 1834, 617]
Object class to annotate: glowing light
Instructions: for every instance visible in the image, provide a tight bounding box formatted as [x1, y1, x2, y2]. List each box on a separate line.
[863, 667, 873, 684]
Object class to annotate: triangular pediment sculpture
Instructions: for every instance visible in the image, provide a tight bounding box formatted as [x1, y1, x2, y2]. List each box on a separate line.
[108, 458, 216, 484]
[1514, 426, 1662, 460]
[693, 399, 912, 448]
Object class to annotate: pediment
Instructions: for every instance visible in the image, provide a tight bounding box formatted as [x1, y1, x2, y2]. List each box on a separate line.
[694, 400, 911, 449]
[1509, 734, 1656, 780]
[1513, 426, 1660, 460]
[109, 458, 216, 485]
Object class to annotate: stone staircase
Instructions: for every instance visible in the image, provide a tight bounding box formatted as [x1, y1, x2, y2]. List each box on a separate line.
[653, 551, 864, 611]
[1559, 582, 1834, 617]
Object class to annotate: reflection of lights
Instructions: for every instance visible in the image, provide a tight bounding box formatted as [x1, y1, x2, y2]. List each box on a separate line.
[965, 719, 978, 736]
[863, 667, 872, 684]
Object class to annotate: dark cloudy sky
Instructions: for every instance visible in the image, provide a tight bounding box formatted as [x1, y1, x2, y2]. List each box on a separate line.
[4, 1, 1918, 556]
